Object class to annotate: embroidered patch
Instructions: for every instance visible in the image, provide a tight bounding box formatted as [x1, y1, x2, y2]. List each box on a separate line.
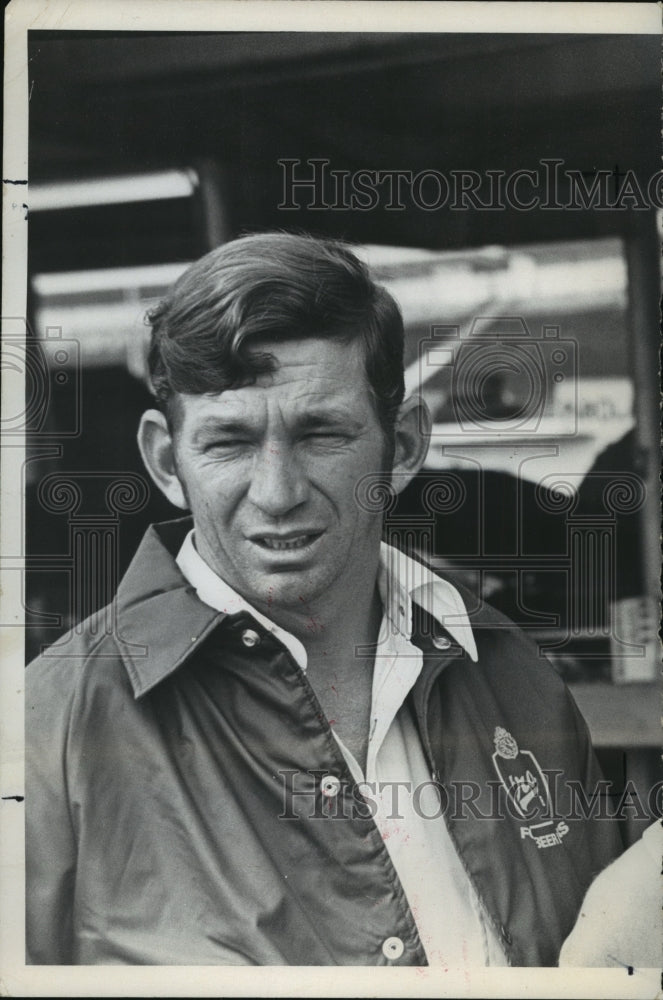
[492, 726, 568, 848]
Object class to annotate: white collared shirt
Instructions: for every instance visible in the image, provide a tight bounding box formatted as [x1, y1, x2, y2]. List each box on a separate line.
[176, 530, 506, 967]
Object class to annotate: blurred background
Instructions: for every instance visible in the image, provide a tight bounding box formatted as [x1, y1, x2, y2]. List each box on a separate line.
[20, 31, 660, 843]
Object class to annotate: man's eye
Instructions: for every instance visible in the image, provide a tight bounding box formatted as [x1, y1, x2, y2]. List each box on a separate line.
[204, 440, 248, 452]
[304, 431, 346, 441]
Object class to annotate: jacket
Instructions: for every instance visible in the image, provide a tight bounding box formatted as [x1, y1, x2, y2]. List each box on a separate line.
[26, 518, 622, 966]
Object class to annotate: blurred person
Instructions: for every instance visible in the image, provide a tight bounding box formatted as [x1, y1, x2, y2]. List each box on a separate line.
[26, 232, 621, 966]
[559, 820, 662, 968]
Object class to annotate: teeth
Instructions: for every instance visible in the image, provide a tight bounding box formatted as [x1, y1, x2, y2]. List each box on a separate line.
[260, 535, 312, 550]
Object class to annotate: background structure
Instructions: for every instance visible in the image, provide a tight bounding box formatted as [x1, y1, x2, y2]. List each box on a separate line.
[22, 31, 661, 844]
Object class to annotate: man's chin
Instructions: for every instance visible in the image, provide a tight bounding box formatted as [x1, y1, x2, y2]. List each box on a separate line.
[248, 571, 330, 617]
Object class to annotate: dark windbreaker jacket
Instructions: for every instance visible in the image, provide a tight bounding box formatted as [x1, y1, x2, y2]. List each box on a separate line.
[26, 518, 622, 966]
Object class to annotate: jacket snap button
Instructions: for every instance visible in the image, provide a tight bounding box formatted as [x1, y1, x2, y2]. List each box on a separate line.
[432, 634, 451, 650]
[320, 774, 341, 797]
[382, 936, 404, 960]
[241, 628, 261, 648]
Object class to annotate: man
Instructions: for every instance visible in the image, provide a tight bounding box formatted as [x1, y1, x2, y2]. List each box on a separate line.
[26, 232, 621, 967]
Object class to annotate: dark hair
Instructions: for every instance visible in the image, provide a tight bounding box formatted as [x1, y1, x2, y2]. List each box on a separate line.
[147, 232, 405, 439]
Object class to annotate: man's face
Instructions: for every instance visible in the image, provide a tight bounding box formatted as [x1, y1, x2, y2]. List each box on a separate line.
[169, 337, 391, 616]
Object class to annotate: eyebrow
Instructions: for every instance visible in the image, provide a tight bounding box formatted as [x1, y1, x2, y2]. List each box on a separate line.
[190, 418, 256, 443]
[294, 408, 364, 430]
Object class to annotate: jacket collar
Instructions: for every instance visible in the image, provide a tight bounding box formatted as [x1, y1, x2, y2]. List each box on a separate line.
[115, 518, 226, 698]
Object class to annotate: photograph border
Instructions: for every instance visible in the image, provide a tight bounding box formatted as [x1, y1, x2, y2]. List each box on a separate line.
[2, 2, 661, 996]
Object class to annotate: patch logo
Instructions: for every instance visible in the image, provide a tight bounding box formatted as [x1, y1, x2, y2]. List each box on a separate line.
[492, 726, 568, 849]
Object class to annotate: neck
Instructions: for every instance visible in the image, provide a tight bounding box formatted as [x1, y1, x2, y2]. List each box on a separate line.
[253, 563, 384, 663]
[293, 584, 384, 664]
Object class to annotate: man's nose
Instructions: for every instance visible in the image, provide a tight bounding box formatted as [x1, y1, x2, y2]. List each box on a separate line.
[247, 444, 309, 516]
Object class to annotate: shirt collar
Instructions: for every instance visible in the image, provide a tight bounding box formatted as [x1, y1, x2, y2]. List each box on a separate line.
[115, 519, 225, 698]
[378, 541, 478, 662]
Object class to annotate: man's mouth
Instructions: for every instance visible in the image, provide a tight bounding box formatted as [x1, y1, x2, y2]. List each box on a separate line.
[252, 531, 323, 551]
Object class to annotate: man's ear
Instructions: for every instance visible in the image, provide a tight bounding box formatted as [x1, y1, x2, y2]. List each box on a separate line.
[390, 395, 432, 495]
[137, 409, 189, 510]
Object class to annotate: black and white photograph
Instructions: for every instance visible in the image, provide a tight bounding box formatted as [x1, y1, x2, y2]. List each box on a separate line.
[1, 1, 661, 996]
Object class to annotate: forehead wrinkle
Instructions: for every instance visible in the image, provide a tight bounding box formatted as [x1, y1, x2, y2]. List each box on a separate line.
[251, 372, 371, 413]
[255, 369, 359, 397]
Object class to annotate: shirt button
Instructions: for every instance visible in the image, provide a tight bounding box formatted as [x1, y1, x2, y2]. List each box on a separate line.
[382, 936, 404, 960]
[241, 628, 261, 648]
[432, 634, 451, 650]
[320, 774, 341, 797]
